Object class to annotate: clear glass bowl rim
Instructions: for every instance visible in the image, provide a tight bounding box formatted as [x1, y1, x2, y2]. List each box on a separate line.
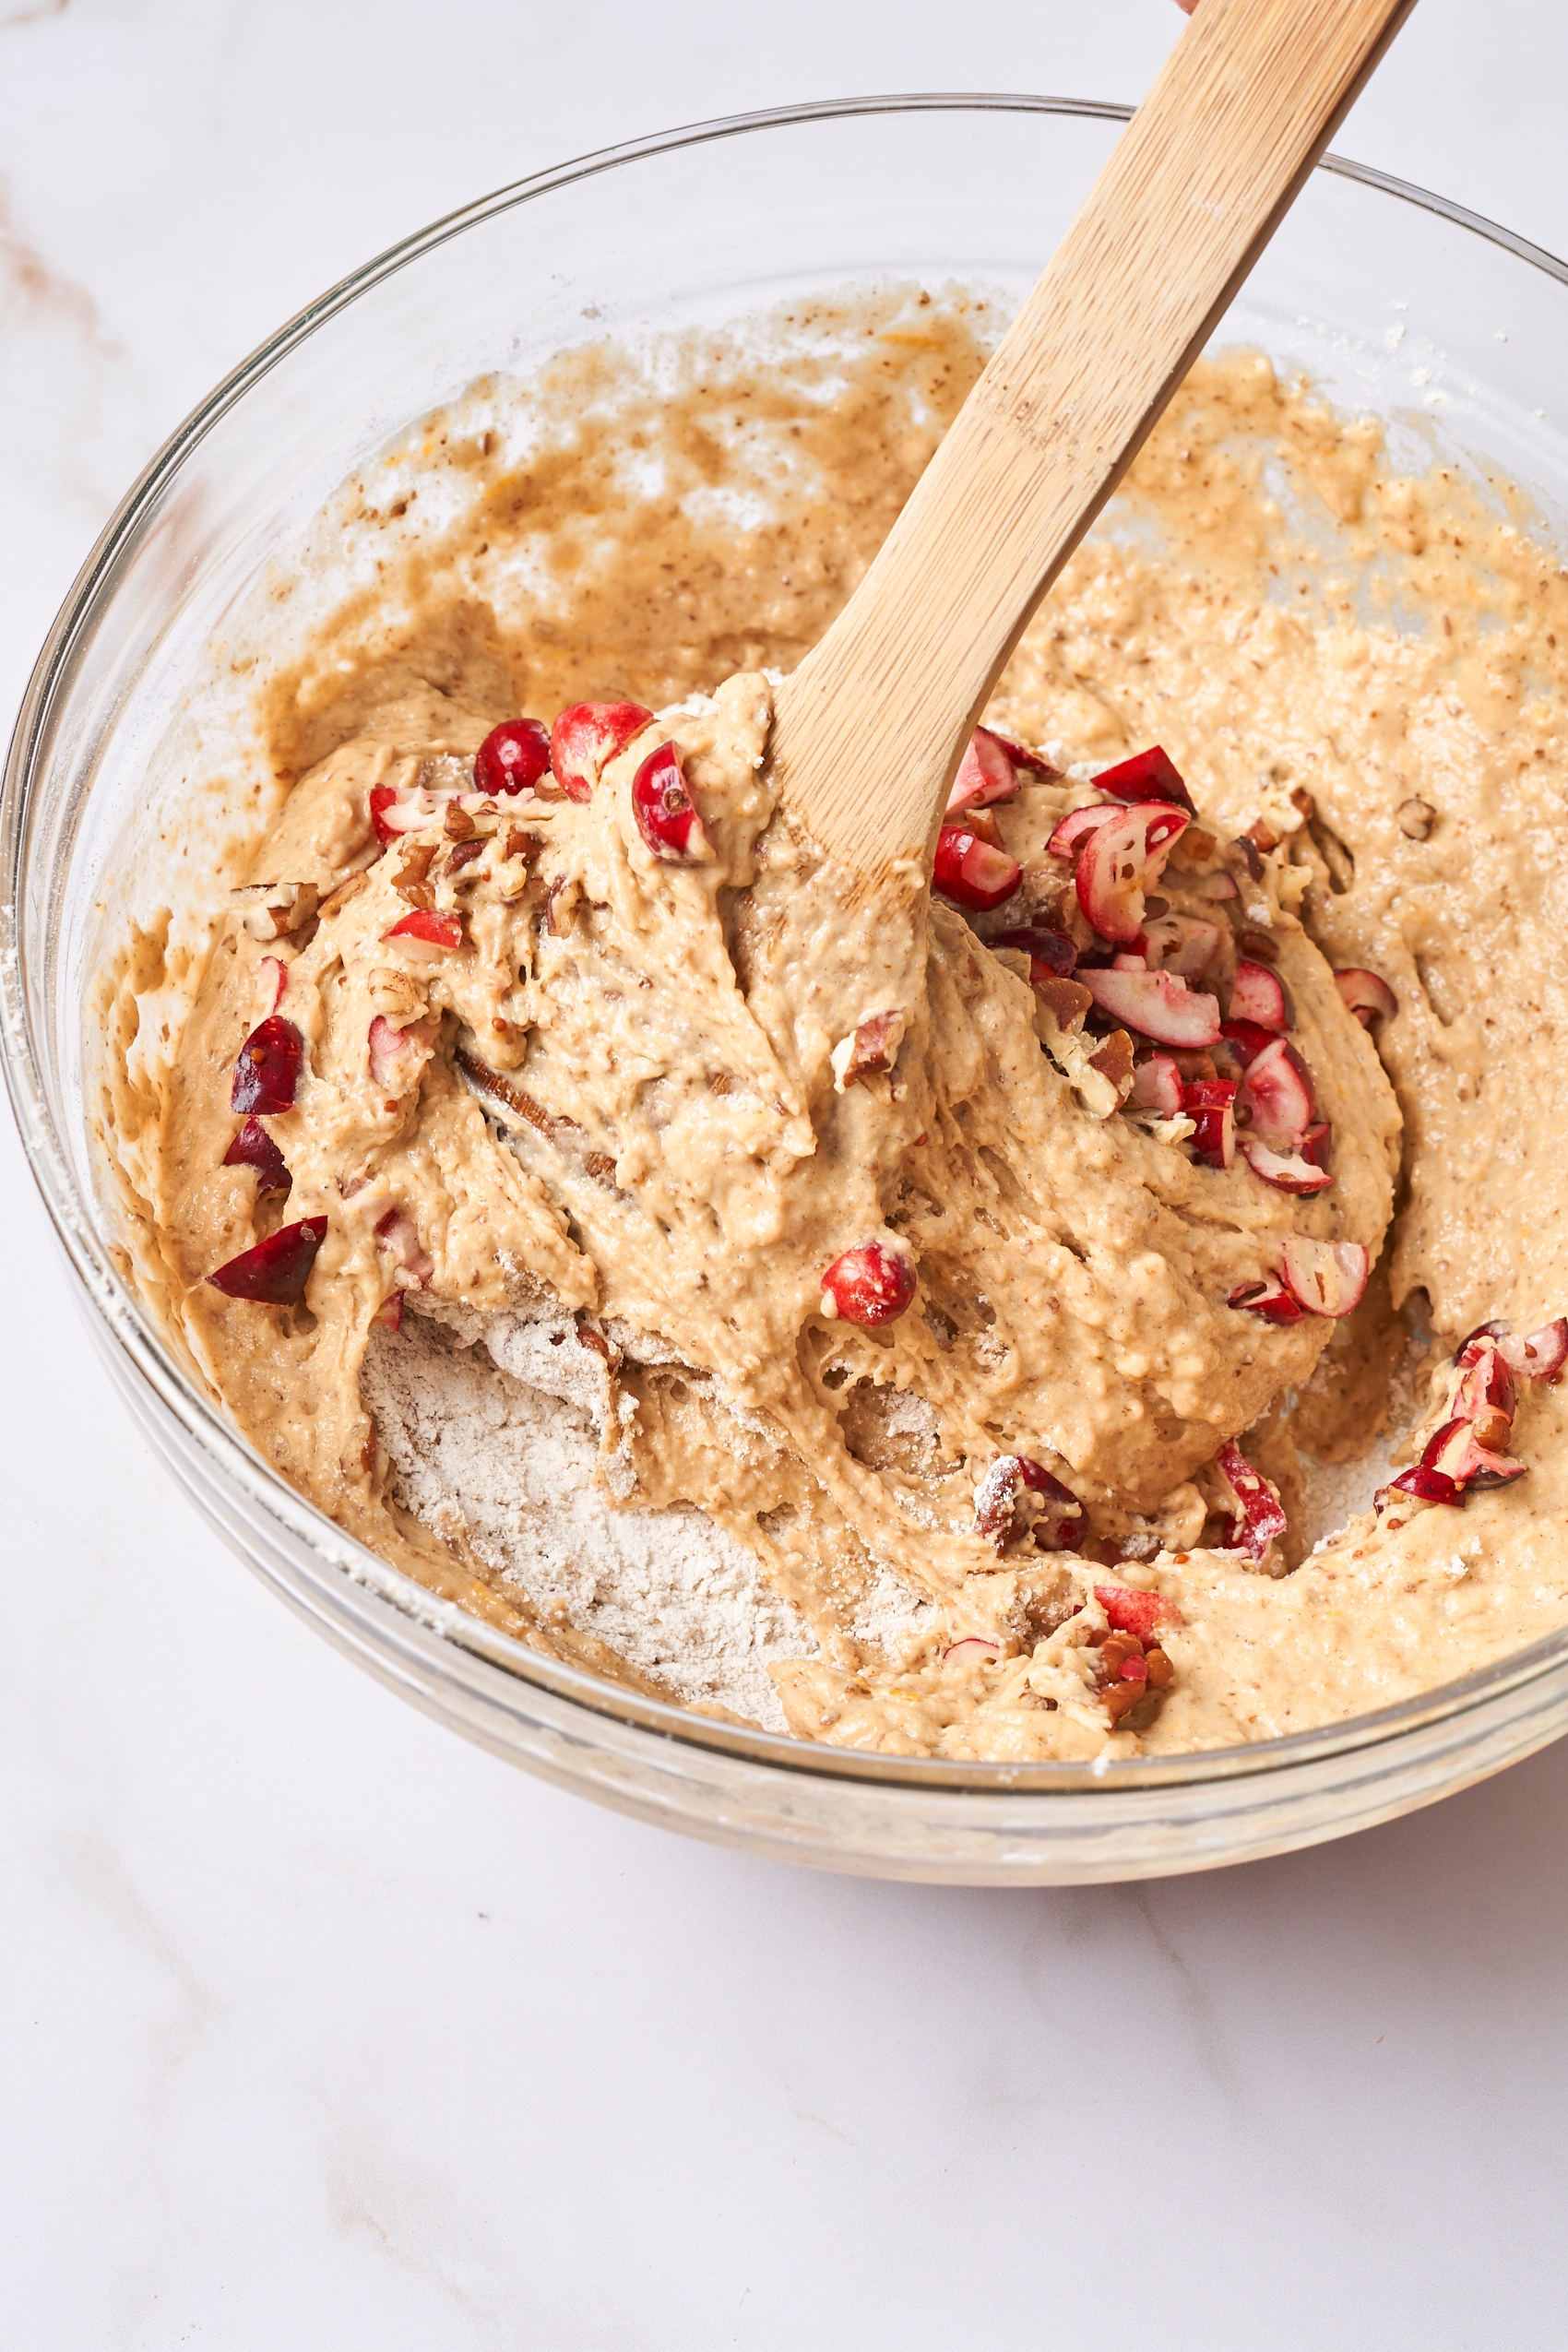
[6, 90, 1568, 1803]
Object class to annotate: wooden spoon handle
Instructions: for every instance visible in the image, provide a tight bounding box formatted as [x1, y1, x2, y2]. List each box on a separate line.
[770, 0, 1417, 871]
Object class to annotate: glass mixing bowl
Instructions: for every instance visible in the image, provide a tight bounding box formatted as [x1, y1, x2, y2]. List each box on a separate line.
[6, 97, 1568, 1884]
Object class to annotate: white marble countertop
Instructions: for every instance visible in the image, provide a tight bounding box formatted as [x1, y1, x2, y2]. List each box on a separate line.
[4, 5, 1567, 2344]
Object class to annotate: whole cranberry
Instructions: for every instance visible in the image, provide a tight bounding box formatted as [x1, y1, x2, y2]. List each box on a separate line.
[820, 1241, 917, 1328]
[474, 719, 552, 797]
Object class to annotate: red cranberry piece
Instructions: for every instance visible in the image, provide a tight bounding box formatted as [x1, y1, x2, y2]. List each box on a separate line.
[1130, 1052, 1183, 1117]
[1047, 803, 1123, 859]
[944, 725, 1057, 817]
[1386, 1463, 1465, 1508]
[222, 1116, 292, 1194]
[383, 909, 464, 951]
[1334, 968, 1398, 1027]
[1229, 957, 1290, 1031]
[1075, 802, 1189, 942]
[820, 1240, 917, 1328]
[259, 956, 289, 1010]
[474, 719, 553, 797]
[633, 742, 711, 863]
[1094, 1583, 1182, 1642]
[1234, 1035, 1315, 1150]
[1237, 1136, 1333, 1194]
[1183, 1076, 1237, 1169]
[990, 925, 1076, 979]
[374, 1206, 434, 1287]
[1077, 966, 1221, 1048]
[1092, 745, 1196, 814]
[231, 1016, 303, 1116]
[1301, 1121, 1333, 1170]
[1421, 1415, 1526, 1492]
[551, 701, 654, 802]
[1217, 1016, 1279, 1071]
[369, 784, 400, 846]
[1228, 1277, 1305, 1324]
[1017, 1456, 1085, 1551]
[1215, 1437, 1288, 1561]
[1280, 1236, 1369, 1318]
[932, 825, 1022, 912]
[942, 1635, 1004, 1666]
[1504, 1318, 1568, 1384]
[206, 1216, 327, 1304]
[1455, 1337, 1516, 1428]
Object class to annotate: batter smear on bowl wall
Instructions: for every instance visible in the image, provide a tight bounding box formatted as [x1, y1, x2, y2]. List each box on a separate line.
[98, 291, 1568, 1759]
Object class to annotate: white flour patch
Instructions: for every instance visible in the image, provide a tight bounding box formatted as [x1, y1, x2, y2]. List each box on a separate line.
[362, 1303, 818, 1731]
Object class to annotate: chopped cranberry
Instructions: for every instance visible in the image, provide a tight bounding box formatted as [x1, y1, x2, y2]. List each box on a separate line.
[1215, 1437, 1288, 1561]
[1143, 912, 1222, 980]
[1075, 802, 1189, 942]
[1229, 957, 1290, 1031]
[1510, 1317, 1568, 1383]
[1017, 1457, 1086, 1551]
[1091, 745, 1196, 814]
[1130, 1053, 1183, 1117]
[933, 825, 1022, 912]
[1421, 1415, 1526, 1491]
[1077, 966, 1221, 1048]
[1386, 1463, 1465, 1508]
[374, 1206, 434, 1287]
[1334, 968, 1398, 1027]
[1455, 1337, 1516, 1428]
[1094, 1583, 1180, 1641]
[369, 784, 400, 847]
[1234, 1035, 1314, 1149]
[1301, 1121, 1333, 1170]
[371, 1291, 405, 1333]
[474, 719, 553, 797]
[1459, 1316, 1568, 1384]
[1183, 1076, 1237, 1169]
[1046, 803, 1123, 860]
[990, 925, 1076, 979]
[973, 1455, 1083, 1551]
[820, 1240, 917, 1328]
[633, 741, 711, 863]
[259, 956, 289, 1011]
[206, 1216, 327, 1304]
[1280, 1236, 1370, 1318]
[942, 1635, 1004, 1666]
[1238, 1136, 1333, 1194]
[550, 701, 654, 802]
[944, 725, 1057, 816]
[222, 1116, 292, 1194]
[1229, 1277, 1305, 1324]
[383, 909, 464, 951]
[231, 1016, 303, 1116]
[1218, 1016, 1283, 1069]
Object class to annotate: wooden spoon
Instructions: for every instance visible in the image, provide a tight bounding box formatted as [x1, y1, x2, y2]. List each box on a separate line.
[768, 0, 1417, 875]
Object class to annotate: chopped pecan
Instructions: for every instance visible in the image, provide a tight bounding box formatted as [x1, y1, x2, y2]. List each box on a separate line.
[1087, 1028, 1134, 1088]
[1091, 1626, 1175, 1725]
[445, 837, 485, 876]
[1034, 975, 1093, 1029]
[316, 871, 370, 918]
[444, 801, 478, 840]
[392, 843, 438, 904]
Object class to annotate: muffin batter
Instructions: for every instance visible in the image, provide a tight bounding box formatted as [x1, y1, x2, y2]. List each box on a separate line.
[102, 294, 1568, 1758]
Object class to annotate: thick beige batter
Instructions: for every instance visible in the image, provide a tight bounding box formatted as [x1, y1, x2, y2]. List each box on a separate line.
[107, 294, 1568, 1758]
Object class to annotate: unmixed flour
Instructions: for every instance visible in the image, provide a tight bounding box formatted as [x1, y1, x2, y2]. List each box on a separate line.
[362, 1301, 841, 1731]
